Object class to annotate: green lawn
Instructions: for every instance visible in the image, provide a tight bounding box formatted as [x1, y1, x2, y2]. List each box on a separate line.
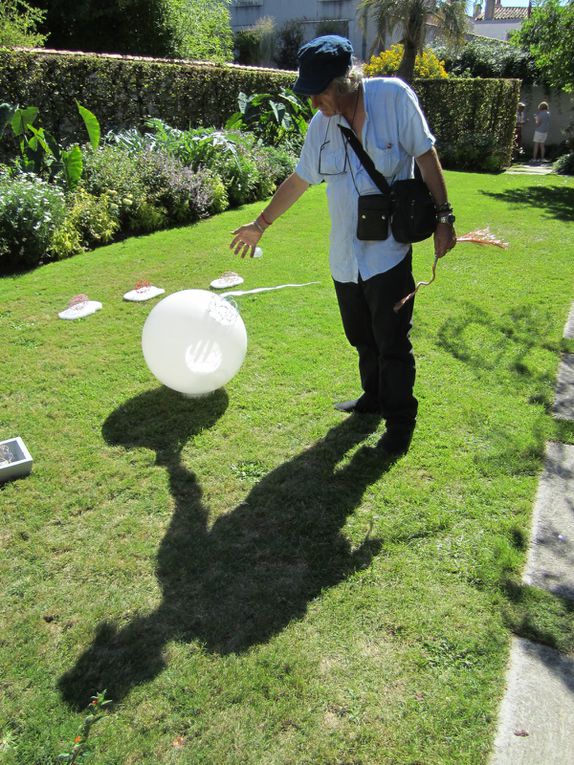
[1, 171, 574, 765]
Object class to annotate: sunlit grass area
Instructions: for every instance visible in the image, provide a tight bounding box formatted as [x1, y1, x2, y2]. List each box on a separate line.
[1, 171, 574, 764]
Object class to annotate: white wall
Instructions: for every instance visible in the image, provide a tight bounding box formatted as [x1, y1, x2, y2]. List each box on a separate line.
[519, 84, 574, 150]
[231, 0, 375, 61]
[471, 20, 521, 40]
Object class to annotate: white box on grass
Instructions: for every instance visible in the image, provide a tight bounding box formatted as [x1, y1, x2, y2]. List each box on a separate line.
[0, 437, 33, 482]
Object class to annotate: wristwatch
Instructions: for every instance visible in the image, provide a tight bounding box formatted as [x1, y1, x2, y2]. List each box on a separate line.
[437, 211, 456, 225]
[436, 202, 455, 226]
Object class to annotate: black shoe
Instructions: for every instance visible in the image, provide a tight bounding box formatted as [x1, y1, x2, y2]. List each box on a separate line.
[376, 428, 413, 457]
[334, 396, 380, 414]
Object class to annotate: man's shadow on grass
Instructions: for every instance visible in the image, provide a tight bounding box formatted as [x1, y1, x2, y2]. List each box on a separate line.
[480, 184, 574, 223]
[59, 387, 388, 708]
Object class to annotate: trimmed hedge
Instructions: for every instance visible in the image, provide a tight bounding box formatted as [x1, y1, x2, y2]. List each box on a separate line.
[0, 49, 520, 170]
[415, 77, 521, 171]
[0, 48, 296, 147]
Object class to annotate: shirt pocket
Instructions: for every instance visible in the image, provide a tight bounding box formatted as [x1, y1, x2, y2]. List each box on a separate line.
[319, 147, 347, 178]
[370, 142, 401, 179]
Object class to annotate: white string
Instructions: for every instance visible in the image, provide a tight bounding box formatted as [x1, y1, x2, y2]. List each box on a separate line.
[220, 282, 319, 298]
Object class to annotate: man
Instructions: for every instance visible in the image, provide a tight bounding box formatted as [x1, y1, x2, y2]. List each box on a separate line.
[230, 36, 456, 456]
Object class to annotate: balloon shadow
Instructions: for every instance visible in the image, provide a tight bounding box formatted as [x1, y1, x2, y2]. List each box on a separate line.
[59, 388, 389, 708]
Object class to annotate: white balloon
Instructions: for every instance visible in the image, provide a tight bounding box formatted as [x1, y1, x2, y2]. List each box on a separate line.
[142, 289, 247, 396]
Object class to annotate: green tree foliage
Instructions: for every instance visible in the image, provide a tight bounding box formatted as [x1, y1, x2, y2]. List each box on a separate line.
[27, 0, 232, 60]
[433, 38, 537, 82]
[164, 0, 233, 62]
[0, 0, 47, 48]
[512, 0, 574, 92]
[27, 0, 171, 55]
[358, 0, 469, 83]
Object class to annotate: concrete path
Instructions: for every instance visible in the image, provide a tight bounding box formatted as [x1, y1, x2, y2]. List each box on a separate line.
[554, 355, 574, 421]
[490, 302, 574, 764]
[505, 162, 552, 175]
[505, 162, 555, 176]
[490, 638, 574, 765]
[523, 441, 574, 599]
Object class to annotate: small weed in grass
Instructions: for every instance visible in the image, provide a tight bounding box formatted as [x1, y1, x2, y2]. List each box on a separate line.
[58, 692, 111, 764]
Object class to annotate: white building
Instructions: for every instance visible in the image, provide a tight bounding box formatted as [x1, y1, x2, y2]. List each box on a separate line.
[471, 0, 530, 41]
[231, 1, 530, 64]
[231, 0, 375, 62]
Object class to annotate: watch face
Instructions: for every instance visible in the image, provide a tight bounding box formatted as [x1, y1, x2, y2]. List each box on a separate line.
[439, 213, 455, 224]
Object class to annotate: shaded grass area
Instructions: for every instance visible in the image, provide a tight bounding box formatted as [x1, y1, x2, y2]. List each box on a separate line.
[1, 171, 574, 764]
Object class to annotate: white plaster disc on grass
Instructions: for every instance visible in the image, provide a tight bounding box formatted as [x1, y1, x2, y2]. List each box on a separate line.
[210, 272, 244, 289]
[123, 285, 165, 302]
[58, 301, 102, 320]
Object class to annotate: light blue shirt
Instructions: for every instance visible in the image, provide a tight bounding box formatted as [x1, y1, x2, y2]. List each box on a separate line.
[295, 77, 435, 283]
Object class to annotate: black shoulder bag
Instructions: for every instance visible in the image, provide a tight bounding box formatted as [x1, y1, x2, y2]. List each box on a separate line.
[339, 124, 437, 244]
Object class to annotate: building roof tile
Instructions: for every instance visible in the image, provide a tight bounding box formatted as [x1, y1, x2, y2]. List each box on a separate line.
[477, 6, 530, 20]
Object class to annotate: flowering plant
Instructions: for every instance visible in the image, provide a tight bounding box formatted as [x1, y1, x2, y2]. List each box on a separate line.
[364, 45, 448, 79]
[58, 691, 111, 764]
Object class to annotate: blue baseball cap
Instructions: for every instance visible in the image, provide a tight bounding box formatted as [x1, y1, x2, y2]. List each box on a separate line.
[293, 35, 354, 96]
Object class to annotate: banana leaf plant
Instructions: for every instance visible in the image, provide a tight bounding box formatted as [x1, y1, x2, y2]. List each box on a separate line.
[1, 100, 100, 190]
[225, 87, 313, 149]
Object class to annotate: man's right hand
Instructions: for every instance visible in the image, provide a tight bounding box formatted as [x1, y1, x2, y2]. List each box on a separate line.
[230, 222, 262, 258]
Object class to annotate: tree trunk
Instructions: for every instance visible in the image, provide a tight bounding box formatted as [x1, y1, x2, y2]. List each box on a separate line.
[397, 40, 417, 84]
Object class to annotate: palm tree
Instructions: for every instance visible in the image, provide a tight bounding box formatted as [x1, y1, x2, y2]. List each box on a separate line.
[359, 0, 469, 83]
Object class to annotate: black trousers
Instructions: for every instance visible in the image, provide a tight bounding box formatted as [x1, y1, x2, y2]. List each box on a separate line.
[334, 252, 418, 430]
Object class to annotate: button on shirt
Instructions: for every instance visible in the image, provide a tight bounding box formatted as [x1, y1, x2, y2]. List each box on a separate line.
[295, 77, 435, 283]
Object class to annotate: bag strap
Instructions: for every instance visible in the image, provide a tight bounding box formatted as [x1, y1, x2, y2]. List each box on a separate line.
[338, 124, 391, 195]
[339, 124, 425, 191]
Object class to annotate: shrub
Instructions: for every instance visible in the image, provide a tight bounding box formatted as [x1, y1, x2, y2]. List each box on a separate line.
[364, 44, 448, 79]
[0, 49, 297, 150]
[203, 171, 229, 215]
[143, 121, 269, 206]
[257, 144, 297, 186]
[315, 19, 349, 38]
[32, 0, 233, 61]
[163, 0, 233, 63]
[0, 0, 47, 49]
[437, 131, 505, 172]
[553, 153, 574, 175]
[0, 170, 66, 272]
[105, 128, 157, 155]
[274, 19, 305, 70]
[433, 39, 537, 82]
[0, 48, 516, 170]
[225, 88, 312, 155]
[82, 145, 148, 230]
[414, 78, 519, 172]
[61, 188, 119, 251]
[234, 16, 276, 67]
[134, 149, 217, 225]
[128, 201, 169, 234]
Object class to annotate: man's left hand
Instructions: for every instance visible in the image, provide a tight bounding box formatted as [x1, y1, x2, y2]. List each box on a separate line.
[434, 222, 456, 259]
